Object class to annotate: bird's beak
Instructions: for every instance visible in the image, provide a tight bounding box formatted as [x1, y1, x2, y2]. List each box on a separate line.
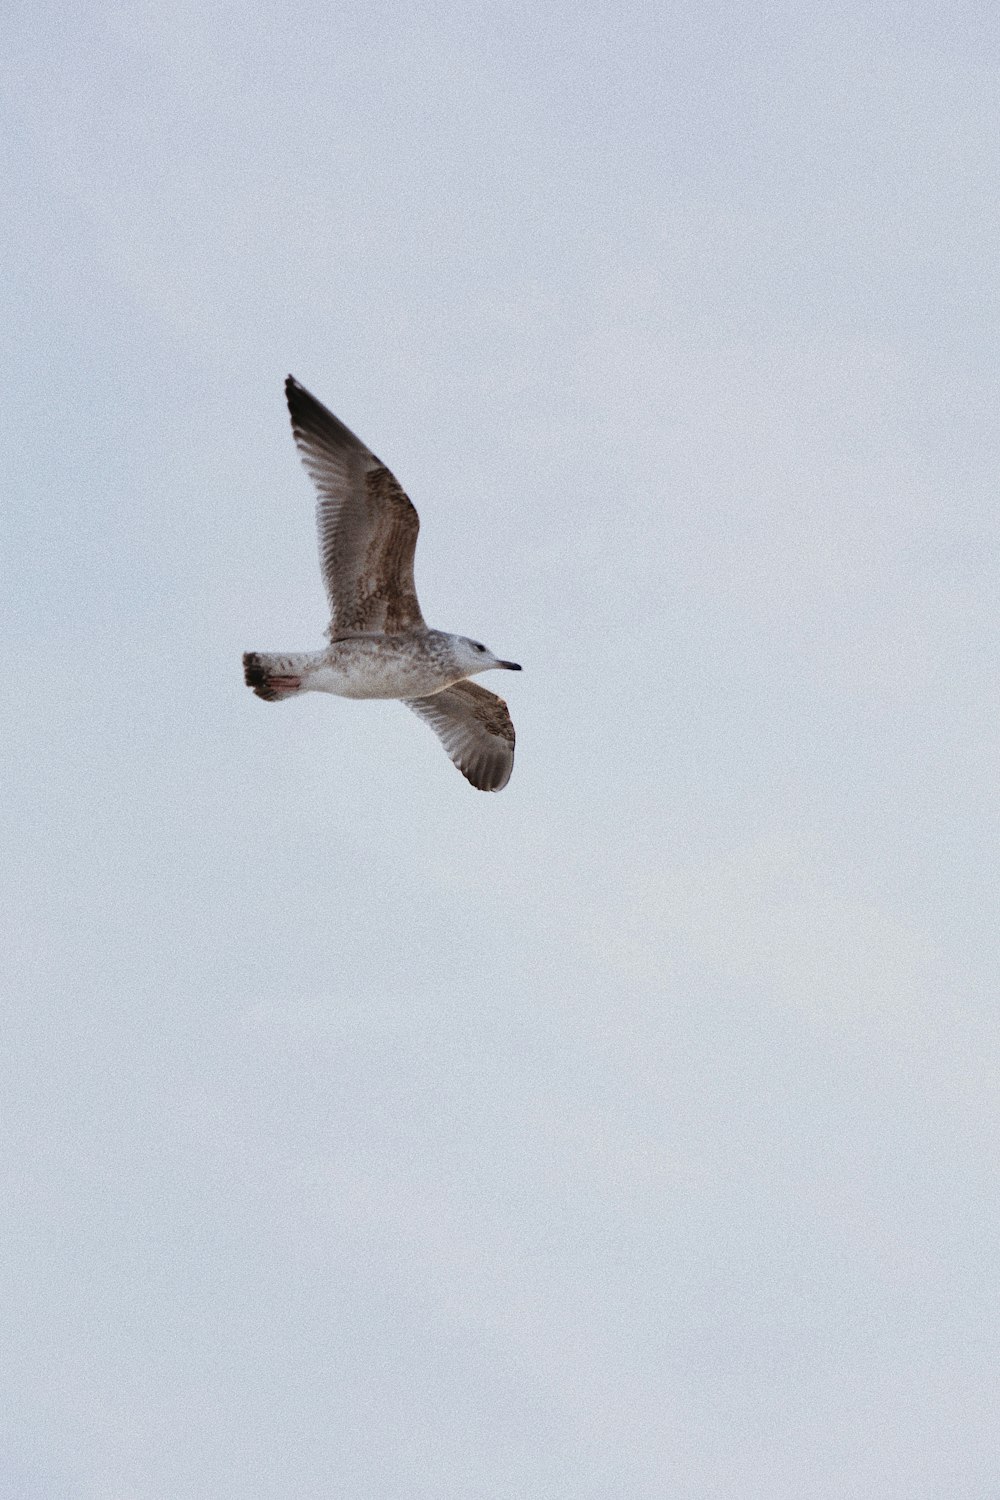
[498, 660, 522, 671]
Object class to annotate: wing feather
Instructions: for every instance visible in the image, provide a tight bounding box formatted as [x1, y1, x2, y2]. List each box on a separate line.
[404, 681, 516, 792]
[285, 375, 424, 637]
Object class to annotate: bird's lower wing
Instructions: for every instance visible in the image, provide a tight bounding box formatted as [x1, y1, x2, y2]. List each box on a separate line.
[404, 680, 515, 791]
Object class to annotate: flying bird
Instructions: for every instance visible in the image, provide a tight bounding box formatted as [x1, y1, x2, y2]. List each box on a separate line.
[243, 377, 521, 791]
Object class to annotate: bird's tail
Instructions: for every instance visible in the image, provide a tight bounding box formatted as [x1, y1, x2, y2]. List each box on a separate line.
[243, 651, 307, 701]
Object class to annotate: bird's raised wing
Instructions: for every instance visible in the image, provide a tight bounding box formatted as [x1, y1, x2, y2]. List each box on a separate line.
[285, 375, 424, 637]
[404, 680, 516, 791]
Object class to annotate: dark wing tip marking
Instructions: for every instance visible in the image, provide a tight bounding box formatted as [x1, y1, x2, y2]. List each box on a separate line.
[285, 373, 308, 421]
[467, 750, 512, 792]
[284, 375, 371, 458]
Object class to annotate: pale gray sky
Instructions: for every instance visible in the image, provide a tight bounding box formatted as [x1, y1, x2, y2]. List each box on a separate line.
[3, 2, 999, 1496]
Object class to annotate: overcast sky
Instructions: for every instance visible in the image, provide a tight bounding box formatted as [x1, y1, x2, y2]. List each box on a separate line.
[3, 2, 999, 1496]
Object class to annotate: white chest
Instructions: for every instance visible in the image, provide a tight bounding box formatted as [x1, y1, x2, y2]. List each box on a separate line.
[304, 640, 456, 700]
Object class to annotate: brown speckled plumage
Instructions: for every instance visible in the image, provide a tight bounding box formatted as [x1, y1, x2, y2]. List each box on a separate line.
[243, 377, 520, 790]
[404, 681, 515, 791]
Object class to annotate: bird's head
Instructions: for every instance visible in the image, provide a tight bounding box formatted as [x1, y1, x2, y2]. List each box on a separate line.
[456, 636, 522, 677]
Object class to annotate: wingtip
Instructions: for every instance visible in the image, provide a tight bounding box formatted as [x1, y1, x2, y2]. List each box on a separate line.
[285, 373, 309, 425]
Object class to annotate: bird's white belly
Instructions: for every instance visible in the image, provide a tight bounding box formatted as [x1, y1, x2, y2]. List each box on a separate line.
[303, 640, 456, 700]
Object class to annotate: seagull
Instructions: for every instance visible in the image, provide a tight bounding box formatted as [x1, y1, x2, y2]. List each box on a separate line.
[243, 377, 521, 791]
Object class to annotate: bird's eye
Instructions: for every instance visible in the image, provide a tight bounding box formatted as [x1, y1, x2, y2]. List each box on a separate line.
[473, 642, 486, 652]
